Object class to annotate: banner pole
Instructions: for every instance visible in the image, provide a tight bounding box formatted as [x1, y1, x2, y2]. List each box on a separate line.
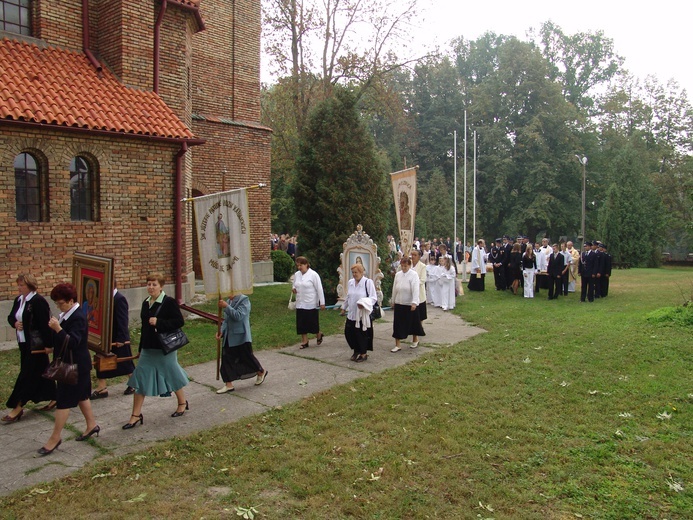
[216, 271, 222, 381]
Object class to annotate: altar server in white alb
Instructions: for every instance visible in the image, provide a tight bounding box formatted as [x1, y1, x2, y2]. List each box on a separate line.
[467, 239, 488, 292]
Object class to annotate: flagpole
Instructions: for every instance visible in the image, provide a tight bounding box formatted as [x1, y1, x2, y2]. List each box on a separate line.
[453, 130, 457, 273]
[473, 130, 477, 244]
[463, 110, 468, 282]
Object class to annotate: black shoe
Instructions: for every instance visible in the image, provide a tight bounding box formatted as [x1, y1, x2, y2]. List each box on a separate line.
[76, 425, 100, 441]
[90, 389, 109, 400]
[123, 386, 135, 396]
[122, 414, 144, 430]
[37, 439, 61, 456]
[171, 400, 189, 418]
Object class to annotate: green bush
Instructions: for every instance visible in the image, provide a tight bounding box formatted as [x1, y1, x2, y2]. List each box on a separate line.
[271, 250, 294, 282]
[646, 305, 693, 326]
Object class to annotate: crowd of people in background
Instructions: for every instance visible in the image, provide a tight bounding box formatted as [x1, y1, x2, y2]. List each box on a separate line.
[270, 233, 298, 259]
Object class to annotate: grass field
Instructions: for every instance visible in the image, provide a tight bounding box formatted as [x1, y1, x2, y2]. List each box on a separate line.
[0, 269, 691, 519]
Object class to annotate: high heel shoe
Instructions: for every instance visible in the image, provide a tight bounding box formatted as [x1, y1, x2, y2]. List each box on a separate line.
[75, 425, 101, 441]
[122, 414, 144, 430]
[171, 400, 189, 417]
[37, 439, 61, 456]
[1, 409, 23, 423]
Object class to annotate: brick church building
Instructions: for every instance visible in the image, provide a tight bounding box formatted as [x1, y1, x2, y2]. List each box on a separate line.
[0, 0, 271, 337]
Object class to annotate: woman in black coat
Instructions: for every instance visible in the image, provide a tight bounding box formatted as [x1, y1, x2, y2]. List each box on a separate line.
[3, 274, 56, 423]
[38, 283, 99, 455]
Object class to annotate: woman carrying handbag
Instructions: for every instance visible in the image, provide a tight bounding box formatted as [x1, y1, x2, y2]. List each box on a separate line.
[38, 283, 99, 455]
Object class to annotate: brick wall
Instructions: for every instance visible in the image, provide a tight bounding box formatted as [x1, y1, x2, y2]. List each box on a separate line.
[0, 127, 181, 299]
[191, 118, 271, 263]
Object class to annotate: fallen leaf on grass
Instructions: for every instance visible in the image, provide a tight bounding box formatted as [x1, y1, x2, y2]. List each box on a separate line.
[618, 412, 632, 418]
[588, 390, 599, 395]
[656, 411, 672, 420]
[523, 357, 531, 364]
[560, 381, 570, 387]
[124, 493, 147, 503]
[91, 473, 114, 480]
[477, 501, 494, 512]
[666, 476, 684, 492]
[23, 488, 50, 498]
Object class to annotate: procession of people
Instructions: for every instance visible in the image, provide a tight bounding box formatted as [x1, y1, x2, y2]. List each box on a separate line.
[3, 233, 611, 456]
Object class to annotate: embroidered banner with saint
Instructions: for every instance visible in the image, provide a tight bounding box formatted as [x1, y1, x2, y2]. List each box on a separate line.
[193, 188, 253, 298]
[390, 167, 418, 256]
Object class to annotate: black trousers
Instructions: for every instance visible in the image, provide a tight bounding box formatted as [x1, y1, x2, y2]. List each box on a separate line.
[548, 276, 562, 299]
[580, 276, 594, 302]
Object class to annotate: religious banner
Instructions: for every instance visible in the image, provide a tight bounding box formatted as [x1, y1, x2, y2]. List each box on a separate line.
[193, 188, 253, 299]
[390, 166, 418, 256]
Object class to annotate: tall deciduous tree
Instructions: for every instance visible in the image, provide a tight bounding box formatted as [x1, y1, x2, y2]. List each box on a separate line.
[292, 87, 389, 299]
[531, 21, 624, 112]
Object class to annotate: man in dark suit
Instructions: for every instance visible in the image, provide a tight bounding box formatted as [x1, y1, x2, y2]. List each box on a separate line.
[591, 241, 604, 299]
[547, 243, 566, 300]
[502, 236, 514, 289]
[489, 238, 506, 290]
[579, 241, 596, 302]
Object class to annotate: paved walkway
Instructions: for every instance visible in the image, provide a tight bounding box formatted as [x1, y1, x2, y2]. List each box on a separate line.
[0, 307, 484, 497]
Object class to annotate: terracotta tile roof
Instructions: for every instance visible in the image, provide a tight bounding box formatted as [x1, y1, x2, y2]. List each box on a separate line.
[0, 37, 195, 139]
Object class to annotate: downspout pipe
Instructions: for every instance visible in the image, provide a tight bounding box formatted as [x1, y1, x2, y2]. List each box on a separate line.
[82, 0, 102, 72]
[153, 0, 167, 94]
[174, 141, 188, 304]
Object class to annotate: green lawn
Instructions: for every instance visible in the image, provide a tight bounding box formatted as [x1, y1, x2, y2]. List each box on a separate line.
[1, 269, 691, 519]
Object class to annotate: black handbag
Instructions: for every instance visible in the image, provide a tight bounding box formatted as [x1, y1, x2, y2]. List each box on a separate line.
[365, 279, 382, 320]
[42, 335, 78, 385]
[157, 328, 189, 355]
[153, 301, 189, 355]
[29, 329, 45, 351]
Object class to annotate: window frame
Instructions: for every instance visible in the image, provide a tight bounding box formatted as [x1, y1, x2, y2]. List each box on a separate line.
[69, 155, 99, 222]
[14, 151, 47, 222]
[0, 0, 31, 36]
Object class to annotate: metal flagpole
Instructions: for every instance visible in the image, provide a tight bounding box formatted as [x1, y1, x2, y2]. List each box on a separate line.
[473, 130, 477, 244]
[462, 111, 468, 282]
[453, 130, 457, 272]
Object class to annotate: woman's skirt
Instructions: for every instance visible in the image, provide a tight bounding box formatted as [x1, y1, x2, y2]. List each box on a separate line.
[296, 308, 320, 334]
[344, 319, 373, 354]
[6, 342, 55, 408]
[95, 342, 136, 379]
[127, 348, 189, 397]
[221, 342, 263, 382]
[392, 304, 425, 339]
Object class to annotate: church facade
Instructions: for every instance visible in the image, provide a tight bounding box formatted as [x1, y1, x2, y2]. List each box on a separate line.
[0, 0, 271, 338]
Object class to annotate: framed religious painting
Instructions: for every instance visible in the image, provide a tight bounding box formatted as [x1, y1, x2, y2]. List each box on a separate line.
[336, 224, 384, 305]
[72, 252, 114, 354]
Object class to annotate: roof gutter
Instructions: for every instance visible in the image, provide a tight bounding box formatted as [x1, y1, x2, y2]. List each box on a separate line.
[82, 0, 102, 72]
[0, 119, 205, 145]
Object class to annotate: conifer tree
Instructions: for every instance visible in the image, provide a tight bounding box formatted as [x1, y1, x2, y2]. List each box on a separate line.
[292, 87, 389, 299]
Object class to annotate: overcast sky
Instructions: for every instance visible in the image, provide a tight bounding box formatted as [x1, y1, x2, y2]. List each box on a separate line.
[261, 1, 692, 96]
[414, 0, 692, 94]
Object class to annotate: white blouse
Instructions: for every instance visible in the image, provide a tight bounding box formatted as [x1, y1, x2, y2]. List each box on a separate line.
[342, 277, 377, 321]
[391, 269, 420, 306]
[292, 268, 325, 309]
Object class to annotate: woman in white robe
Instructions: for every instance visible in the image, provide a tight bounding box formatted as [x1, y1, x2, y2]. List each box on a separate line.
[438, 257, 457, 310]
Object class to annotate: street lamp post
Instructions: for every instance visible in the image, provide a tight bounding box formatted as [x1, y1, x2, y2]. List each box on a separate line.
[575, 155, 587, 248]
